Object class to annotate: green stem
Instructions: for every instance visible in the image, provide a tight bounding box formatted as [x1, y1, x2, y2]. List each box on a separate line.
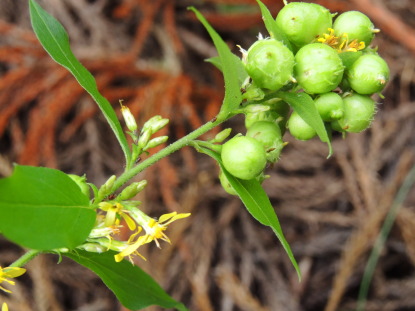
[10, 249, 42, 267]
[112, 115, 230, 192]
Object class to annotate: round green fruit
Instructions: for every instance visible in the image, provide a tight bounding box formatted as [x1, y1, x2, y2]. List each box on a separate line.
[275, 2, 332, 50]
[287, 111, 317, 141]
[245, 39, 295, 91]
[314, 92, 344, 121]
[333, 11, 377, 47]
[347, 54, 390, 94]
[294, 43, 344, 94]
[246, 121, 284, 163]
[221, 136, 267, 180]
[336, 93, 376, 133]
[219, 169, 237, 196]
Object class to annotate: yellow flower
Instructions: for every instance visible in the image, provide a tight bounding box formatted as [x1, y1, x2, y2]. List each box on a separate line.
[2, 303, 8, 311]
[139, 212, 191, 248]
[98, 202, 136, 231]
[114, 228, 152, 263]
[0, 266, 26, 293]
[317, 28, 339, 48]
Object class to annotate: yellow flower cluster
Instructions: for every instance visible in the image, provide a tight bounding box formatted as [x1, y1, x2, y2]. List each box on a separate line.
[82, 202, 190, 263]
[318, 28, 365, 52]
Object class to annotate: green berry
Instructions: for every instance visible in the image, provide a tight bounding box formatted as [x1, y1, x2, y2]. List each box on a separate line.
[219, 169, 237, 196]
[294, 43, 344, 94]
[221, 136, 267, 180]
[336, 93, 376, 132]
[275, 2, 332, 50]
[314, 92, 344, 121]
[245, 39, 295, 91]
[246, 121, 284, 163]
[287, 111, 317, 141]
[347, 54, 390, 94]
[333, 11, 377, 47]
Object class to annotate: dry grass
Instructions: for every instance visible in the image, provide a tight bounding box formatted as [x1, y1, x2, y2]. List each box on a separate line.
[1, 0, 415, 310]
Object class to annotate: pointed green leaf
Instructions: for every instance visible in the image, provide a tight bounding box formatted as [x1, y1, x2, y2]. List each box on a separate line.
[0, 165, 95, 250]
[29, 0, 131, 166]
[198, 147, 301, 280]
[256, 0, 292, 50]
[205, 54, 248, 85]
[188, 7, 242, 118]
[65, 250, 188, 311]
[276, 91, 333, 157]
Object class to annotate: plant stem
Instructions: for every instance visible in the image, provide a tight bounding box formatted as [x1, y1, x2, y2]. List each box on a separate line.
[10, 249, 42, 267]
[112, 115, 229, 192]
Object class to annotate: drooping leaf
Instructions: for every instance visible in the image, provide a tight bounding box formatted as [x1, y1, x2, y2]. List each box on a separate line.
[276, 91, 333, 157]
[29, 0, 131, 166]
[188, 7, 242, 118]
[65, 250, 188, 311]
[256, 0, 292, 50]
[198, 147, 301, 280]
[0, 165, 95, 250]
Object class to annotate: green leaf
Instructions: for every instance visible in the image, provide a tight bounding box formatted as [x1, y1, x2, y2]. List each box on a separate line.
[65, 250, 188, 311]
[0, 165, 95, 250]
[198, 147, 301, 280]
[256, 0, 292, 50]
[188, 7, 242, 118]
[276, 91, 333, 157]
[29, 0, 131, 166]
[205, 54, 248, 85]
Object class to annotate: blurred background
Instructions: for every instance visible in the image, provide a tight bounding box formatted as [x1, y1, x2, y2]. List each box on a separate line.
[1, 0, 415, 310]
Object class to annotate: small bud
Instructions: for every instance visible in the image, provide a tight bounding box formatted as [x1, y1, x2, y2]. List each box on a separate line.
[142, 116, 169, 134]
[78, 243, 107, 253]
[117, 180, 148, 201]
[143, 136, 169, 151]
[137, 130, 152, 150]
[98, 175, 117, 198]
[213, 128, 232, 143]
[120, 101, 138, 132]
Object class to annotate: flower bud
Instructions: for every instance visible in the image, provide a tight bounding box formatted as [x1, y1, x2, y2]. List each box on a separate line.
[120, 102, 138, 132]
[98, 175, 116, 198]
[137, 130, 152, 150]
[143, 136, 169, 151]
[213, 128, 232, 143]
[117, 180, 148, 201]
[142, 116, 169, 134]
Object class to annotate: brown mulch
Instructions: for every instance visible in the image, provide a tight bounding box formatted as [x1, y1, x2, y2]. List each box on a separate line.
[1, 0, 415, 310]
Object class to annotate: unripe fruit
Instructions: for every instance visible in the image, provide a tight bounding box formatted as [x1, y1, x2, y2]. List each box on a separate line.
[336, 93, 376, 133]
[347, 54, 390, 94]
[294, 43, 344, 94]
[287, 111, 317, 141]
[314, 92, 344, 121]
[221, 136, 267, 180]
[219, 169, 237, 196]
[333, 11, 377, 47]
[245, 39, 295, 91]
[275, 2, 332, 50]
[246, 121, 284, 163]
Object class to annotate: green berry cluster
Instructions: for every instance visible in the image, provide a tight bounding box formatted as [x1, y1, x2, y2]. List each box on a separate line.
[219, 2, 389, 191]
